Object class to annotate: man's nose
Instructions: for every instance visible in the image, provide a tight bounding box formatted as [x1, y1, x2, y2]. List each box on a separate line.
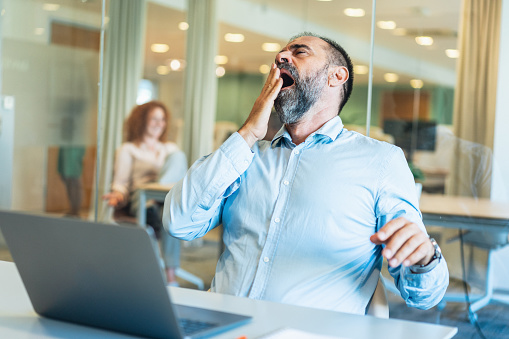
[276, 51, 291, 65]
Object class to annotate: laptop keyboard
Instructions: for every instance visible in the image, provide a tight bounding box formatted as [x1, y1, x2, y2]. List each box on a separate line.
[179, 318, 217, 335]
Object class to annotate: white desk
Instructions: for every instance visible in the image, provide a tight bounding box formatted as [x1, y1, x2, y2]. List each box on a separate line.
[419, 193, 509, 321]
[0, 261, 457, 339]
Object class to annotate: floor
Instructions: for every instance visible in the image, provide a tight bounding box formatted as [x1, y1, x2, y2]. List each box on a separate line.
[2, 226, 508, 339]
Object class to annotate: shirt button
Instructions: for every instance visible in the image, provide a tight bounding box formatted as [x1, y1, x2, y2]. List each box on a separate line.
[283, 180, 289, 185]
[275, 218, 280, 223]
[263, 257, 270, 263]
[294, 150, 300, 155]
[244, 160, 249, 165]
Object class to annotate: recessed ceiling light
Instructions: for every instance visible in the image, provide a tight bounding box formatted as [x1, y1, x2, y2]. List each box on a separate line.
[262, 43, 281, 52]
[216, 66, 226, 77]
[169, 60, 181, 71]
[410, 79, 424, 89]
[43, 3, 60, 11]
[393, 28, 407, 36]
[353, 65, 368, 75]
[178, 22, 189, 31]
[151, 44, 169, 53]
[445, 49, 459, 58]
[157, 65, 170, 75]
[384, 73, 399, 83]
[215, 55, 229, 65]
[415, 36, 433, 46]
[317, 0, 333, 2]
[224, 33, 244, 43]
[34, 28, 45, 35]
[377, 21, 396, 30]
[259, 64, 271, 74]
[344, 8, 365, 17]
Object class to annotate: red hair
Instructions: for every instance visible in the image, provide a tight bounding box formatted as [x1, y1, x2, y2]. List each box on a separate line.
[124, 101, 170, 144]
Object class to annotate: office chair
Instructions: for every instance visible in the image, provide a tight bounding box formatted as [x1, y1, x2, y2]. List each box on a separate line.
[366, 274, 389, 318]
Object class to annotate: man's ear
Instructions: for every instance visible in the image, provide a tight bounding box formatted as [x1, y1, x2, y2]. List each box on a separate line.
[328, 66, 349, 87]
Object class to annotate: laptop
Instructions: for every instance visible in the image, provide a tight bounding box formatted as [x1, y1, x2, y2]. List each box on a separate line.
[0, 211, 251, 339]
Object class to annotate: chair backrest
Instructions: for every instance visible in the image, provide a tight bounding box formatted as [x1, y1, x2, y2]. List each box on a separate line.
[366, 274, 389, 318]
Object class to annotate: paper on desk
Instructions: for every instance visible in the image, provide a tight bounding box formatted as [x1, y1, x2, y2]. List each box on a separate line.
[257, 328, 349, 339]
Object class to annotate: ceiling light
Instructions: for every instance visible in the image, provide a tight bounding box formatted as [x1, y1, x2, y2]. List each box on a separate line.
[393, 28, 407, 36]
[344, 8, 365, 17]
[410, 79, 424, 89]
[353, 65, 368, 75]
[259, 64, 271, 74]
[384, 73, 399, 83]
[415, 36, 433, 46]
[34, 28, 45, 35]
[216, 66, 226, 77]
[151, 43, 169, 53]
[445, 49, 459, 58]
[317, 0, 333, 2]
[169, 60, 181, 71]
[215, 55, 228, 65]
[43, 3, 60, 11]
[178, 22, 189, 31]
[377, 21, 396, 30]
[157, 65, 170, 75]
[1, 9, 5, 16]
[262, 43, 281, 52]
[224, 33, 244, 43]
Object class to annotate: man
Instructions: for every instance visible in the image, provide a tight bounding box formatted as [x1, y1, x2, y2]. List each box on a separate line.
[163, 32, 448, 315]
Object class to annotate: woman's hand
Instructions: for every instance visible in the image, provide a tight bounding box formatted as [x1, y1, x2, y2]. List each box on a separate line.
[102, 191, 124, 208]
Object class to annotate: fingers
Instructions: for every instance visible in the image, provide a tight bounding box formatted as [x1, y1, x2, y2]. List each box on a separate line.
[371, 217, 434, 267]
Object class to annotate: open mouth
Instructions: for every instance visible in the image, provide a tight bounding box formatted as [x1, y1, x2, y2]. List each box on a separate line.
[280, 70, 295, 89]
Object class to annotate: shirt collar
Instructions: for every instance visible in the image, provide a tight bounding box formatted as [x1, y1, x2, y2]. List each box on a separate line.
[270, 115, 344, 147]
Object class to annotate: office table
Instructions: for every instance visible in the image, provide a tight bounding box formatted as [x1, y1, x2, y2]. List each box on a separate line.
[0, 261, 457, 339]
[420, 193, 509, 232]
[419, 193, 509, 320]
[135, 183, 204, 289]
[136, 183, 175, 227]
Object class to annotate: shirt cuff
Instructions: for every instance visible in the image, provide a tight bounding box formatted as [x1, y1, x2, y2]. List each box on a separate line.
[219, 132, 254, 175]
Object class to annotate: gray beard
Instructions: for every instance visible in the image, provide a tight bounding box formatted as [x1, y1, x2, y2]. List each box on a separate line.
[274, 63, 329, 125]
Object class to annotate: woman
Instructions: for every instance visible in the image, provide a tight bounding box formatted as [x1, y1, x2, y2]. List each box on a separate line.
[103, 101, 186, 285]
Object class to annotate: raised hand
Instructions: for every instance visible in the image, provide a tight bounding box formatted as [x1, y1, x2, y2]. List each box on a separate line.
[238, 63, 283, 147]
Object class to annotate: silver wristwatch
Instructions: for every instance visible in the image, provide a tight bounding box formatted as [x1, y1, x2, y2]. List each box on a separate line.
[409, 237, 442, 274]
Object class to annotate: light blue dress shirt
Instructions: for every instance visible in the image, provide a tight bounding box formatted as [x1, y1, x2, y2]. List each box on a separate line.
[163, 116, 449, 315]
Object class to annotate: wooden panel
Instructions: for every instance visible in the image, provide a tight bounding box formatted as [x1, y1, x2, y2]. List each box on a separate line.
[381, 91, 430, 123]
[51, 22, 100, 51]
[45, 146, 96, 214]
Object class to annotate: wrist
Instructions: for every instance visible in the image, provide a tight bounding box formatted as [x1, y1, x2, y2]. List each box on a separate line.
[410, 237, 442, 274]
[238, 126, 259, 148]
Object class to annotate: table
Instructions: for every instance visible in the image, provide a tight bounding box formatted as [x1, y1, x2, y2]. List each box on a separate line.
[135, 183, 204, 289]
[0, 261, 457, 339]
[419, 193, 509, 321]
[136, 183, 175, 226]
[420, 193, 509, 232]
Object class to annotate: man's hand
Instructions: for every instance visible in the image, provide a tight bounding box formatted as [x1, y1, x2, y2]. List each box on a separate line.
[238, 64, 283, 147]
[370, 217, 434, 268]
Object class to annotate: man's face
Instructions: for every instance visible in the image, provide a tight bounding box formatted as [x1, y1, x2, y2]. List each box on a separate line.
[274, 36, 330, 124]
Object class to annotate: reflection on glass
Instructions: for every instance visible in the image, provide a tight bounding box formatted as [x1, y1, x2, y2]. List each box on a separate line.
[1, 0, 101, 218]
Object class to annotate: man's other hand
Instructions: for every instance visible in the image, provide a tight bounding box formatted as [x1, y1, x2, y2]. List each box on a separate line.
[370, 217, 434, 267]
[238, 63, 283, 148]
